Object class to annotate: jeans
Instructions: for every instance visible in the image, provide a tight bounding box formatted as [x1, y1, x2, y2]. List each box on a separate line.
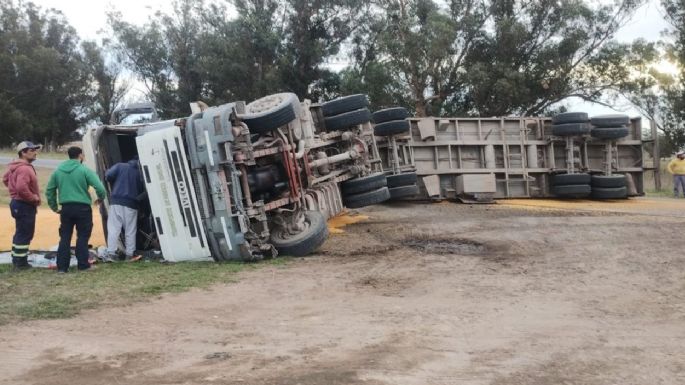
[57, 203, 93, 272]
[674, 175, 685, 197]
[10, 200, 36, 258]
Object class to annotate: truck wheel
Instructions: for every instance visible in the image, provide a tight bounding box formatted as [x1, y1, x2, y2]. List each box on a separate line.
[341, 173, 387, 195]
[590, 114, 630, 127]
[552, 173, 591, 186]
[240, 93, 298, 134]
[344, 187, 391, 208]
[322, 94, 368, 117]
[590, 126, 629, 139]
[552, 112, 588, 124]
[591, 186, 628, 199]
[552, 184, 591, 198]
[270, 211, 328, 257]
[389, 184, 419, 200]
[323, 108, 372, 131]
[372, 107, 409, 124]
[374, 120, 410, 136]
[387, 172, 417, 188]
[591, 175, 626, 188]
[551, 123, 591, 136]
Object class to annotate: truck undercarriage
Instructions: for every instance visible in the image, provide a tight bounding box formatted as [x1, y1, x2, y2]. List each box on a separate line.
[84, 93, 388, 262]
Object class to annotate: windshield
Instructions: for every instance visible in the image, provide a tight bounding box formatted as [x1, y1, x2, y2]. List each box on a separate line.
[117, 111, 154, 125]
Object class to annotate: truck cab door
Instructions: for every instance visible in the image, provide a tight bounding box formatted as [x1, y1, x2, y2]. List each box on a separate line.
[136, 126, 212, 262]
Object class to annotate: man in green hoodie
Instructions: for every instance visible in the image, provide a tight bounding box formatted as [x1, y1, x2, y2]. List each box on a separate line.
[46, 146, 106, 273]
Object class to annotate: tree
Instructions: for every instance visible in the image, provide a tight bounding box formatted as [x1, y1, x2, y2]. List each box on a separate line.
[466, 0, 645, 117]
[0, 1, 91, 147]
[196, 0, 282, 103]
[277, 0, 369, 99]
[345, 0, 644, 117]
[82, 40, 130, 125]
[343, 0, 489, 116]
[620, 1, 685, 153]
[108, 0, 370, 113]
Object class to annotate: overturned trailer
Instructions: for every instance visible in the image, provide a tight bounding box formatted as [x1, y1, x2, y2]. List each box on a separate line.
[378, 115, 654, 201]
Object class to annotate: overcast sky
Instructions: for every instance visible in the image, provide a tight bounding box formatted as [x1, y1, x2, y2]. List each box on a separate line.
[28, 0, 669, 118]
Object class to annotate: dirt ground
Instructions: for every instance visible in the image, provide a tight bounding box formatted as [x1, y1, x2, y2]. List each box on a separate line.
[1, 198, 684, 385]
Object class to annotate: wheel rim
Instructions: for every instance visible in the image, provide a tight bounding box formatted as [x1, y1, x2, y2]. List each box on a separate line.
[271, 218, 313, 243]
[246, 93, 288, 114]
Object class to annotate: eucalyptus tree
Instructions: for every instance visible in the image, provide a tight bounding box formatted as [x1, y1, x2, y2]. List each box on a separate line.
[344, 0, 644, 117]
[0, 1, 91, 146]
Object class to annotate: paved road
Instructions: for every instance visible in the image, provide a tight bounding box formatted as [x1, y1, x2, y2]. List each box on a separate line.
[0, 156, 61, 169]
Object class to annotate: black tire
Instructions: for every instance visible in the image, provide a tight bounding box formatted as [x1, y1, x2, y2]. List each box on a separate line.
[552, 173, 591, 186]
[552, 112, 588, 124]
[552, 123, 591, 136]
[341, 173, 387, 195]
[344, 187, 391, 208]
[387, 172, 418, 188]
[372, 107, 410, 124]
[590, 114, 630, 127]
[389, 184, 419, 200]
[591, 186, 628, 199]
[321, 94, 368, 117]
[374, 120, 411, 137]
[552, 184, 591, 198]
[323, 108, 371, 131]
[269, 211, 328, 257]
[240, 93, 298, 134]
[591, 175, 626, 188]
[591, 126, 630, 140]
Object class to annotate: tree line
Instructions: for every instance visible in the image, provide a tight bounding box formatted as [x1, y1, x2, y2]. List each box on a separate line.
[0, 0, 684, 152]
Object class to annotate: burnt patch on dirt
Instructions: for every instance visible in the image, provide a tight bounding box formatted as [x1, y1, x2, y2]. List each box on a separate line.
[400, 234, 532, 268]
[402, 236, 487, 255]
[203, 351, 231, 361]
[321, 244, 399, 258]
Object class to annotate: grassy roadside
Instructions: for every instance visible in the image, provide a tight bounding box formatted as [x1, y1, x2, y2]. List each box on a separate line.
[0, 150, 66, 160]
[644, 189, 674, 197]
[1, 157, 287, 326]
[0, 259, 287, 325]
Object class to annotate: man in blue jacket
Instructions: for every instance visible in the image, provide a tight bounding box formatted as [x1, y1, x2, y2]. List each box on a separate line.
[104, 157, 145, 261]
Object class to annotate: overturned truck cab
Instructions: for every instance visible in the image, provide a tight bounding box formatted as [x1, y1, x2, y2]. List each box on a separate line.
[83, 94, 385, 262]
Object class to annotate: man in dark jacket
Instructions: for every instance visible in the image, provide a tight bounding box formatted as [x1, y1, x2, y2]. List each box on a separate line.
[104, 157, 145, 261]
[2, 141, 42, 270]
[46, 146, 106, 273]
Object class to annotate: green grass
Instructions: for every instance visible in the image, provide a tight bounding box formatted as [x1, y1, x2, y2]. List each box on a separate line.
[0, 165, 53, 205]
[0, 259, 288, 325]
[644, 189, 675, 197]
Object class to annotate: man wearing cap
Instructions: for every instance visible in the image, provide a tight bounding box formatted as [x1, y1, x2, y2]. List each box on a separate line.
[2, 141, 42, 270]
[46, 146, 106, 273]
[667, 150, 685, 198]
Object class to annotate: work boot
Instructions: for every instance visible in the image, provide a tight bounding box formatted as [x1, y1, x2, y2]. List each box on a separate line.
[13, 257, 32, 271]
